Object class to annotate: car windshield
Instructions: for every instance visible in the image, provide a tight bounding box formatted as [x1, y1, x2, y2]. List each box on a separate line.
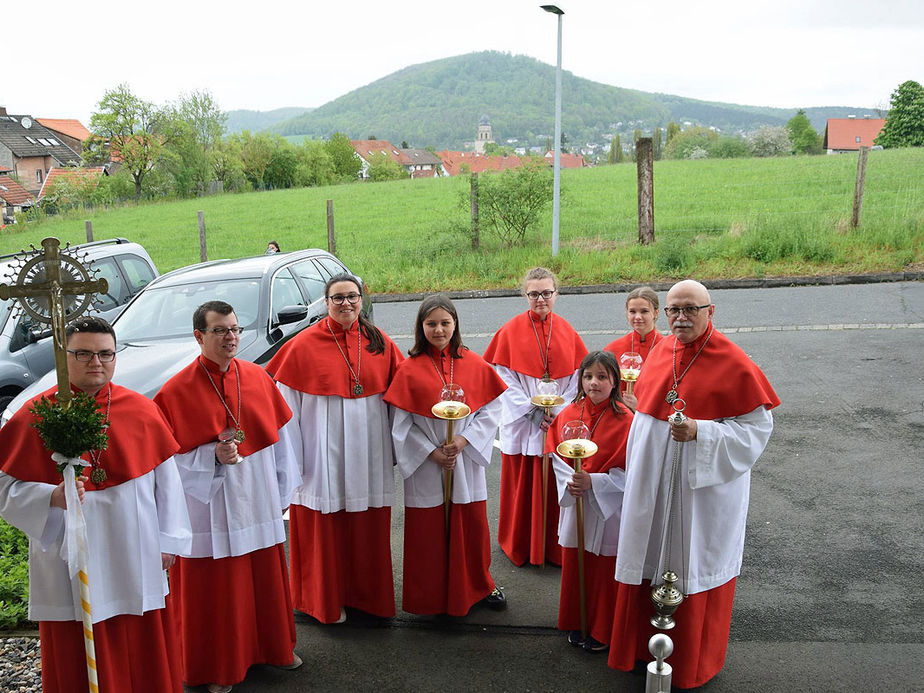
[115, 278, 261, 341]
[0, 297, 11, 334]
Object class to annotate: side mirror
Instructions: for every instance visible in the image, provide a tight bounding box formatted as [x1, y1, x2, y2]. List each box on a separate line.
[275, 305, 309, 326]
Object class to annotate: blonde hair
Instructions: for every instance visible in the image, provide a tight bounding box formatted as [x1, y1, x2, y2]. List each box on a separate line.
[522, 266, 559, 293]
[626, 286, 659, 313]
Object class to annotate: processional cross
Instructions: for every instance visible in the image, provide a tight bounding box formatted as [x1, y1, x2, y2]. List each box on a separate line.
[0, 236, 108, 404]
[0, 235, 108, 693]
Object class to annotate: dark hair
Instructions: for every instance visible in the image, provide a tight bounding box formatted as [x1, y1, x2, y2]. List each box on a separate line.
[625, 286, 659, 314]
[325, 273, 385, 355]
[66, 316, 115, 343]
[267, 240, 280, 252]
[409, 294, 465, 358]
[574, 350, 626, 415]
[193, 300, 235, 331]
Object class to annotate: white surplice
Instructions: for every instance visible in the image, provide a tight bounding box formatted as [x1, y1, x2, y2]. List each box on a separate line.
[614, 406, 775, 594]
[494, 366, 579, 456]
[552, 454, 625, 556]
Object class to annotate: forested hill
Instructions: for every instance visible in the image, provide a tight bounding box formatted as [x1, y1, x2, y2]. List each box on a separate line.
[270, 51, 866, 148]
[225, 107, 313, 134]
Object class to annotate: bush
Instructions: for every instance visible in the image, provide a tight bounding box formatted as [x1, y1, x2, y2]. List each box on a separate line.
[652, 237, 694, 275]
[748, 126, 793, 157]
[0, 519, 30, 630]
[473, 162, 554, 246]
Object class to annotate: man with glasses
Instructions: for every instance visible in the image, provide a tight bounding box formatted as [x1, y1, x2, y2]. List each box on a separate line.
[153, 300, 303, 693]
[0, 316, 192, 692]
[608, 280, 780, 688]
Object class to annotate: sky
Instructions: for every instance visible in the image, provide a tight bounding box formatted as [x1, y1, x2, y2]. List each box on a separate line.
[4, 0, 922, 125]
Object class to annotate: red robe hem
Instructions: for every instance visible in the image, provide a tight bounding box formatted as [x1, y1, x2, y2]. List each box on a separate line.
[288, 505, 395, 622]
[497, 453, 562, 567]
[558, 548, 617, 644]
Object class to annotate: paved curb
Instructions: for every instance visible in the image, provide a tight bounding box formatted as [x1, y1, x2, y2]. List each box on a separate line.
[370, 271, 924, 303]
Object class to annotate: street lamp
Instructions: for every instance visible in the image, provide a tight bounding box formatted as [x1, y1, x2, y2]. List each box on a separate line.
[541, 4, 564, 257]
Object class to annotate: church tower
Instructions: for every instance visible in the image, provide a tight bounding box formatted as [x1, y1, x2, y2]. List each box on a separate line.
[474, 114, 494, 154]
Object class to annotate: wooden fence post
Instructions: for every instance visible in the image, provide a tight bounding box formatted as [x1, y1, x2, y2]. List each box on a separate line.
[85, 220, 93, 243]
[470, 173, 480, 250]
[327, 199, 336, 255]
[637, 137, 655, 245]
[198, 210, 207, 262]
[851, 146, 869, 229]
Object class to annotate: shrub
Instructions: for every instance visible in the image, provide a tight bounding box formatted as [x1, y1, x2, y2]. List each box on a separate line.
[748, 126, 793, 157]
[0, 519, 30, 630]
[473, 162, 554, 246]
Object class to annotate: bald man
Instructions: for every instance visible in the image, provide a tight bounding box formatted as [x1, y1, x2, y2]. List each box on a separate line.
[607, 280, 780, 688]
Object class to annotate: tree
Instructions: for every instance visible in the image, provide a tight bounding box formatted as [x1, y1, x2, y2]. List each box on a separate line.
[89, 84, 169, 201]
[210, 139, 247, 192]
[325, 132, 362, 181]
[229, 131, 275, 189]
[665, 121, 681, 144]
[748, 125, 792, 157]
[366, 152, 406, 182]
[607, 138, 618, 164]
[876, 80, 924, 148]
[295, 139, 336, 187]
[265, 142, 299, 189]
[652, 127, 663, 160]
[475, 162, 553, 246]
[663, 126, 718, 160]
[787, 110, 822, 154]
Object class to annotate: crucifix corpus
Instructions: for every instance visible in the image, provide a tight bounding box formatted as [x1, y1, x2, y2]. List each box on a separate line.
[0, 236, 109, 693]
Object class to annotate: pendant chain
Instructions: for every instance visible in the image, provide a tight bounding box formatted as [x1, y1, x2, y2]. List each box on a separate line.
[529, 312, 554, 378]
[198, 358, 243, 431]
[328, 319, 363, 394]
[578, 398, 608, 439]
[427, 350, 455, 387]
[667, 326, 714, 404]
[87, 384, 112, 484]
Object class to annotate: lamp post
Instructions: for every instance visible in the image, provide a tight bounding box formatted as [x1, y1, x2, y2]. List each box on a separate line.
[541, 4, 564, 257]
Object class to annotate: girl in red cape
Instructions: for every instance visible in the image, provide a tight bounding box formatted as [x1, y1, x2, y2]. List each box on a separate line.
[384, 294, 508, 616]
[604, 286, 664, 411]
[547, 350, 633, 652]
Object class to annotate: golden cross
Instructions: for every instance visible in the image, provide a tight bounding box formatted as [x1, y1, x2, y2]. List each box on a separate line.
[0, 237, 108, 406]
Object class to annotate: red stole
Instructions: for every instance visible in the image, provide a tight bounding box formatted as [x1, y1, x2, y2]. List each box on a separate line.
[483, 311, 587, 380]
[635, 323, 780, 421]
[604, 329, 664, 363]
[546, 398, 633, 474]
[383, 346, 507, 418]
[266, 317, 403, 398]
[154, 356, 292, 458]
[0, 383, 179, 489]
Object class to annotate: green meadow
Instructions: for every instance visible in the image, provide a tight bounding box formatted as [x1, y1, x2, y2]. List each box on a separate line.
[3, 148, 922, 294]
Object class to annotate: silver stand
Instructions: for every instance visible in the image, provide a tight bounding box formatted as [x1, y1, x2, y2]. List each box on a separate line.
[645, 633, 673, 693]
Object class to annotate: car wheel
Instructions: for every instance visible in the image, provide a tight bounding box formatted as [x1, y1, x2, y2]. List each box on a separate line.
[0, 392, 18, 415]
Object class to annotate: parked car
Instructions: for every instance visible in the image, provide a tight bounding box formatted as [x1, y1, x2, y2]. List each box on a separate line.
[0, 238, 158, 413]
[1, 248, 370, 425]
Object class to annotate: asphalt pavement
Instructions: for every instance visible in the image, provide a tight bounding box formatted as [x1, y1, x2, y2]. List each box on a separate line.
[199, 281, 924, 692]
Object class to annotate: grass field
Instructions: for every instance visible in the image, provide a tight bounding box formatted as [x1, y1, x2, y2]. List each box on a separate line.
[3, 148, 922, 294]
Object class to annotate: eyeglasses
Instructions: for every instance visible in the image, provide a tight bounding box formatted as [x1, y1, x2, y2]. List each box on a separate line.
[664, 304, 711, 318]
[526, 290, 556, 301]
[67, 349, 116, 363]
[205, 327, 243, 336]
[327, 293, 362, 305]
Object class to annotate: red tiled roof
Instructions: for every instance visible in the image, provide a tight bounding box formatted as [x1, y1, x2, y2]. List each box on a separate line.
[543, 151, 587, 168]
[0, 176, 35, 206]
[436, 151, 528, 176]
[36, 118, 92, 142]
[38, 166, 106, 199]
[350, 140, 413, 166]
[823, 118, 885, 151]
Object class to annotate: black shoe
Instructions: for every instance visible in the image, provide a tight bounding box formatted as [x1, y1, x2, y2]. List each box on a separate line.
[583, 636, 609, 653]
[567, 630, 584, 647]
[485, 586, 507, 610]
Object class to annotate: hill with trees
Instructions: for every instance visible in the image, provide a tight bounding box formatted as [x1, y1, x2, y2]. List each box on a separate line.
[226, 107, 313, 134]
[271, 51, 869, 148]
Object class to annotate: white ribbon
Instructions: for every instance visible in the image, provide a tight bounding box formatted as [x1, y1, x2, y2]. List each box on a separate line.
[51, 452, 88, 579]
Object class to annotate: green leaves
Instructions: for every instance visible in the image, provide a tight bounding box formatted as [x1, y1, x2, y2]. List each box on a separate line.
[29, 392, 110, 464]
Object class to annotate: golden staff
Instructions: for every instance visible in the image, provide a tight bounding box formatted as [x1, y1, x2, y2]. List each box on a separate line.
[431, 400, 471, 540]
[530, 390, 564, 565]
[556, 434, 598, 640]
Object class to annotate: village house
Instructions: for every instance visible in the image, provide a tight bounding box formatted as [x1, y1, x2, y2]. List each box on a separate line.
[37, 166, 108, 201]
[0, 174, 34, 224]
[400, 148, 444, 178]
[823, 116, 886, 154]
[349, 140, 412, 179]
[0, 107, 82, 193]
[36, 118, 92, 154]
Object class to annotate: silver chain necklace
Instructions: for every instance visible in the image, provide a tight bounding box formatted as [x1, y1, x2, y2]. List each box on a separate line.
[528, 311, 554, 379]
[198, 358, 245, 443]
[328, 319, 363, 395]
[665, 326, 715, 408]
[426, 350, 454, 387]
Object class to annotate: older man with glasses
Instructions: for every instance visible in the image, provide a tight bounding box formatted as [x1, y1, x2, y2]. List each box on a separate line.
[607, 279, 780, 689]
[154, 300, 303, 693]
[0, 316, 192, 692]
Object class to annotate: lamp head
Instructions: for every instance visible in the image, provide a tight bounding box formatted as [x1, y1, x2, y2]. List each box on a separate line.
[541, 4, 564, 15]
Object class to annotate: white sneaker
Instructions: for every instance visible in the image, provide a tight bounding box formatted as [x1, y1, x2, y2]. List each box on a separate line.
[334, 607, 347, 624]
[207, 685, 232, 693]
[277, 653, 303, 670]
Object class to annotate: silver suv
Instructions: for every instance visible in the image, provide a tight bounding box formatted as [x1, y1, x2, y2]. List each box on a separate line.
[0, 238, 158, 412]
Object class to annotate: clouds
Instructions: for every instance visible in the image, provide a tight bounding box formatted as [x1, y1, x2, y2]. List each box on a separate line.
[3, 0, 920, 126]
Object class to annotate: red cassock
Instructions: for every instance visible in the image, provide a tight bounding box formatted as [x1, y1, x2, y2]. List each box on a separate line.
[546, 398, 631, 644]
[384, 346, 507, 615]
[154, 357, 297, 687]
[0, 384, 187, 693]
[608, 324, 780, 688]
[483, 310, 587, 567]
[267, 317, 404, 623]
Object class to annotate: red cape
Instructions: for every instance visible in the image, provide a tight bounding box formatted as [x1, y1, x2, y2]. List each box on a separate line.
[383, 346, 507, 418]
[266, 317, 403, 398]
[604, 329, 665, 363]
[546, 398, 633, 474]
[635, 324, 780, 421]
[0, 383, 179, 489]
[483, 311, 587, 380]
[154, 356, 292, 458]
